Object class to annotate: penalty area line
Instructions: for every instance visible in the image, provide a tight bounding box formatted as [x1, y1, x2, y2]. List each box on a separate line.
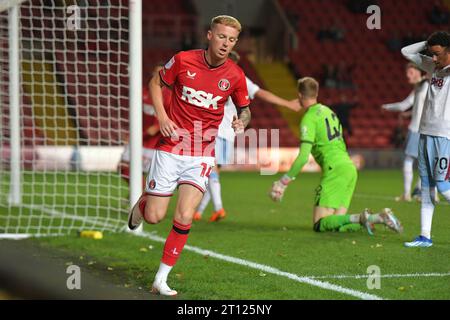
[135, 230, 385, 300]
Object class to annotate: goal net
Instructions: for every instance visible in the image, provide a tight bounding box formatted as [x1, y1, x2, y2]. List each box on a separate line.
[0, 0, 138, 238]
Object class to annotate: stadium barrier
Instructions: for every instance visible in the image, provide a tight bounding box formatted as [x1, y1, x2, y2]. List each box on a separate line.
[0, 145, 368, 173]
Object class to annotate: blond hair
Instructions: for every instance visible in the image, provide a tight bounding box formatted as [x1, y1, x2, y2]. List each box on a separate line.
[210, 15, 242, 33]
[297, 77, 319, 99]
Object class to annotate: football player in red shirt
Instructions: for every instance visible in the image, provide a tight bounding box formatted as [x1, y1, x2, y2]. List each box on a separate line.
[128, 15, 250, 296]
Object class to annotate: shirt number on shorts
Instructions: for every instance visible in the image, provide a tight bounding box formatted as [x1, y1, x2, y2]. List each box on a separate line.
[200, 162, 212, 178]
[434, 157, 449, 174]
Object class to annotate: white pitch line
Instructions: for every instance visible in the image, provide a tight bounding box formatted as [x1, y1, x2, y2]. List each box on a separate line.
[305, 272, 450, 280]
[15, 205, 385, 300]
[135, 230, 384, 300]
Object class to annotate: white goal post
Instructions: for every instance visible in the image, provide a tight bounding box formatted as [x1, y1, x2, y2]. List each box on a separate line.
[0, 0, 143, 238]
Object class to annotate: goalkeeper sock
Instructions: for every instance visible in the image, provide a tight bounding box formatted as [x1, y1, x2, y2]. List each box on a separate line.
[161, 219, 191, 266]
[318, 214, 351, 232]
[209, 172, 223, 211]
[196, 189, 211, 215]
[338, 224, 361, 232]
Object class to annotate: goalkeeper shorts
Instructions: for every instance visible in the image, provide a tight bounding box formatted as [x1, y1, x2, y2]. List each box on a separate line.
[314, 162, 357, 209]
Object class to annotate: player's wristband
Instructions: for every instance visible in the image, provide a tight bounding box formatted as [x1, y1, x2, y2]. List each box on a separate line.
[280, 174, 294, 185]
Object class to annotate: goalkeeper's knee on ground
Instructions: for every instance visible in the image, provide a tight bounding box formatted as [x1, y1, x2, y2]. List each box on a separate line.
[313, 214, 352, 232]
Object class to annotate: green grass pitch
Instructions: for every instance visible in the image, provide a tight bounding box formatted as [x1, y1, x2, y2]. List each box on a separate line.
[1, 170, 449, 299]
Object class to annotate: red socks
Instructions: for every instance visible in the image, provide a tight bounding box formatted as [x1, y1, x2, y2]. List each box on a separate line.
[161, 220, 191, 266]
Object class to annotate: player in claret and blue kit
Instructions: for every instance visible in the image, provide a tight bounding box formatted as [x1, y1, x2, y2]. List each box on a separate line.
[401, 31, 450, 248]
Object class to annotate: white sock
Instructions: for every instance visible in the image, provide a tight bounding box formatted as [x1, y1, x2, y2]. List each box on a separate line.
[420, 205, 434, 239]
[196, 189, 211, 214]
[441, 189, 450, 203]
[155, 262, 173, 283]
[420, 187, 435, 239]
[403, 156, 414, 197]
[209, 172, 223, 211]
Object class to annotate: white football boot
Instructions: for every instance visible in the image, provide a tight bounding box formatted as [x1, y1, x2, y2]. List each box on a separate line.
[151, 278, 177, 296]
[380, 208, 403, 233]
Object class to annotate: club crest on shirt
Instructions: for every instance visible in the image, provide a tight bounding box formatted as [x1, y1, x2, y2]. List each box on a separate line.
[218, 79, 230, 91]
[149, 179, 156, 190]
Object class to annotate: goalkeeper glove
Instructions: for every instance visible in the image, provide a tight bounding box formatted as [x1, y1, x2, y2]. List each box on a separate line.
[270, 174, 293, 202]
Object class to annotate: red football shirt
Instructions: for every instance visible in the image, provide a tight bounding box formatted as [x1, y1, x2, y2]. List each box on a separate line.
[158, 49, 250, 157]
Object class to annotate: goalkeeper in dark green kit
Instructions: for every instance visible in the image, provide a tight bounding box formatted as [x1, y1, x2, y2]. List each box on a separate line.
[270, 77, 403, 235]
